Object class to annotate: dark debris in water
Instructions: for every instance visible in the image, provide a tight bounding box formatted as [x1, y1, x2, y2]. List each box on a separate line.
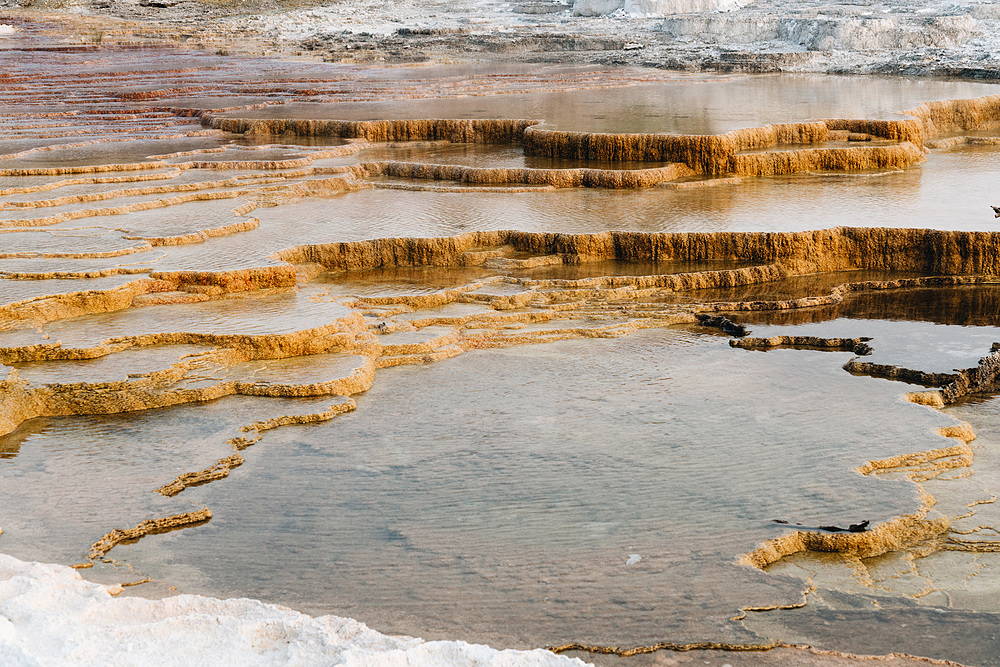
[695, 313, 750, 338]
[772, 519, 871, 533]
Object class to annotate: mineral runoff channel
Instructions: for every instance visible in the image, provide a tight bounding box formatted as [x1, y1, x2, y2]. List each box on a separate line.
[6, 36, 1000, 666]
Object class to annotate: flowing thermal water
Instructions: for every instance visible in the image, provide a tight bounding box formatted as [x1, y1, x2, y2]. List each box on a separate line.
[3, 36, 1000, 666]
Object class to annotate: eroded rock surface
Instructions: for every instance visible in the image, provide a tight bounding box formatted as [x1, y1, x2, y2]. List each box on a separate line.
[8, 0, 1000, 78]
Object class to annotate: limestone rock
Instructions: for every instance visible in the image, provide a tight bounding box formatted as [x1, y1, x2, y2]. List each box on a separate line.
[573, 0, 752, 16]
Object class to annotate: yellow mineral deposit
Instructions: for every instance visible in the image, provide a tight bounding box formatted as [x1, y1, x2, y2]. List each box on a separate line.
[87, 509, 214, 561]
[5, 228, 1000, 443]
[738, 421, 978, 574]
[204, 117, 540, 144]
[6, 45, 1000, 662]
[353, 160, 696, 188]
[198, 92, 1000, 183]
[731, 336, 873, 355]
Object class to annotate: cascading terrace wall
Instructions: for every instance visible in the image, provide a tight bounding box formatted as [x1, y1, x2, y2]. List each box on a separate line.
[202, 93, 1000, 179]
[274, 227, 1000, 277]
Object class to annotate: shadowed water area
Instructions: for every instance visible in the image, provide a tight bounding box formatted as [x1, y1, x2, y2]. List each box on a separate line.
[5, 37, 1000, 666]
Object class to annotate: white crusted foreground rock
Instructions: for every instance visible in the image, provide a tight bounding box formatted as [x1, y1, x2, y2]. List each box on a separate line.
[0, 554, 589, 667]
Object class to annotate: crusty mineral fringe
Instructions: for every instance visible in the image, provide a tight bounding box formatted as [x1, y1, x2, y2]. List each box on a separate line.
[0, 175, 283, 210]
[844, 360, 958, 387]
[273, 228, 1000, 278]
[855, 423, 976, 476]
[659, 176, 741, 190]
[940, 349, 1000, 402]
[154, 453, 244, 497]
[900, 349, 1000, 406]
[728, 142, 925, 178]
[905, 94, 1000, 137]
[0, 176, 364, 229]
[228, 399, 357, 450]
[150, 265, 299, 292]
[204, 116, 540, 144]
[0, 279, 165, 329]
[0, 162, 169, 177]
[824, 118, 925, 145]
[123, 217, 260, 246]
[0, 169, 181, 197]
[522, 122, 825, 167]
[0, 324, 372, 437]
[738, 423, 976, 570]
[551, 639, 975, 663]
[356, 160, 695, 188]
[547, 640, 788, 657]
[739, 511, 950, 570]
[0, 243, 153, 261]
[0, 314, 368, 365]
[0, 264, 300, 328]
[87, 509, 212, 560]
[733, 336, 873, 355]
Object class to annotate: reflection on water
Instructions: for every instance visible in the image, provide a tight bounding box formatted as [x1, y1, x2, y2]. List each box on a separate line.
[252, 150, 1000, 242]
[6, 43, 1000, 666]
[0, 328, 958, 651]
[739, 284, 1000, 329]
[228, 74, 1000, 134]
[729, 285, 1000, 373]
[318, 258, 756, 297]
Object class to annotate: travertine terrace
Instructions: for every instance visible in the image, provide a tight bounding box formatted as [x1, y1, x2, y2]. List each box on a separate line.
[4, 20, 1000, 666]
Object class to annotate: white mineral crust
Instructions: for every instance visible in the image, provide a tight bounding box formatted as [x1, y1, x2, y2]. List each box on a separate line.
[573, 0, 754, 17]
[230, 0, 1000, 76]
[0, 554, 589, 667]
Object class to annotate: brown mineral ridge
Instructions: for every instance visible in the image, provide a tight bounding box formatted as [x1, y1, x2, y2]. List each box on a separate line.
[4, 226, 1000, 435]
[274, 227, 1000, 277]
[352, 160, 696, 188]
[86, 509, 213, 560]
[205, 93, 1000, 179]
[3, 226, 999, 568]
[567, 645, 971, 666]
[206, 117, 539, 144]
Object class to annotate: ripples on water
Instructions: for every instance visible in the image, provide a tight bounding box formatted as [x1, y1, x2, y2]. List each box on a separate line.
[231, 73, 1000, 134]
[739, 285, 1000, 373]
[258, 151, 1000, 240]
[4, 46, 1000, 665]
[0, 329, 956, 650]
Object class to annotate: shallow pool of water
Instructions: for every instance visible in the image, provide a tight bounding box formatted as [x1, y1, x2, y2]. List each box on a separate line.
[6, 46, 1000, 666]
[227, 73, 1000, 134]
[0, 326, 958, 652]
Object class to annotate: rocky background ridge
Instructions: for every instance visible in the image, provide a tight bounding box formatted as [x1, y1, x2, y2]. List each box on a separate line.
[3, 0, 1000, 78]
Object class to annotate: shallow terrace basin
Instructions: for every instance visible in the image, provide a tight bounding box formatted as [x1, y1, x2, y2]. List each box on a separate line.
[3, 39, 1000, 666]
